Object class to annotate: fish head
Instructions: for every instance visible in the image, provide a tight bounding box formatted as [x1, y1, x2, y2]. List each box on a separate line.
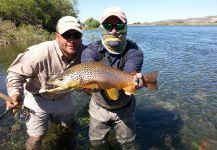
[46, 73, 82, 94]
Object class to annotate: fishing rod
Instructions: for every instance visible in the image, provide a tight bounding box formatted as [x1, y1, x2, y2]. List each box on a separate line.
[0, 92, 35, 124]
[0, 92, 13, 120]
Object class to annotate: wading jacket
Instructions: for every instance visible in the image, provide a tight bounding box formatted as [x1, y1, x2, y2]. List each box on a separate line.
[81, 39, 144, 109]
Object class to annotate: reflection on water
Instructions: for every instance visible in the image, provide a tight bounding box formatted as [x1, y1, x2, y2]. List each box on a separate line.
[0, 26, 217, 149]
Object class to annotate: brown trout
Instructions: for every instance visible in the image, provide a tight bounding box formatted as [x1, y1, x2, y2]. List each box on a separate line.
[46, 62, 158, 100]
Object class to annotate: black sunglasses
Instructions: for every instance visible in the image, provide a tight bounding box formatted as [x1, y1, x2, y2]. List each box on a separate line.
[102, 23, 126, 31]
[61, 32, 82, 40]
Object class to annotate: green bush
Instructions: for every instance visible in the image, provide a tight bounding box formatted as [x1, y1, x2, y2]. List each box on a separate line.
[84, 17, 100, 29]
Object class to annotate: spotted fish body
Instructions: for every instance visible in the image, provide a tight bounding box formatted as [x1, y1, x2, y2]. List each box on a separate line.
[47, 62, 158, 100]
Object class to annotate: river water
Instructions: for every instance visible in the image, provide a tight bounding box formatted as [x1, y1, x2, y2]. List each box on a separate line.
[0, 26, 217, 150]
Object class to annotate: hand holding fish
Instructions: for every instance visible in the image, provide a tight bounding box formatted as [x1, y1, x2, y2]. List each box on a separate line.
[124, 73, 143, 95]
[133, 73, 144, 88]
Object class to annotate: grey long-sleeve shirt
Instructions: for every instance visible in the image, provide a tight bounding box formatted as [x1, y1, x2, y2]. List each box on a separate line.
[6, 40, 83, 99]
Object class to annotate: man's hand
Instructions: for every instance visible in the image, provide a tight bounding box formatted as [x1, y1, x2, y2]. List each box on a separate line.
[6, 94, 22, 109]
[133, 73, 143, 89]
[125, 73, 144, 95]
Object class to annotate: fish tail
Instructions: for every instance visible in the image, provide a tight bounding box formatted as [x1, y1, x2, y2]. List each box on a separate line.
[143, 71, 158, 90]
[145, 82, 158, 90]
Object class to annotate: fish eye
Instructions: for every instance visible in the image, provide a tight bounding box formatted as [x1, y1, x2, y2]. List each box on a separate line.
[58, 78, 64, 81]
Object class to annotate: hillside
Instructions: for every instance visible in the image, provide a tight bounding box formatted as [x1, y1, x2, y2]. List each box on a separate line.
[132, 16, 217, 26]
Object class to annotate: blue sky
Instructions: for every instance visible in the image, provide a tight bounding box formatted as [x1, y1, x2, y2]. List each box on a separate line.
[77, 0, 217, 24]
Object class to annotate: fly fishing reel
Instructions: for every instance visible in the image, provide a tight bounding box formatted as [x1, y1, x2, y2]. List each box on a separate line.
[0, 92, 35, 124]
[14, 106, 35, 124]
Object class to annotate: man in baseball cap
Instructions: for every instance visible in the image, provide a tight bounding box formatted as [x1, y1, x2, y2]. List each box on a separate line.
[81, 6, 144, 150]
[6, 15, 85, 149]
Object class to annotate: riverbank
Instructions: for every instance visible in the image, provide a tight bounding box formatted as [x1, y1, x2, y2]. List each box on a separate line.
[130, 15, 217, 26]
[1, 15, 217, 46]
[0, 18, 52, 46]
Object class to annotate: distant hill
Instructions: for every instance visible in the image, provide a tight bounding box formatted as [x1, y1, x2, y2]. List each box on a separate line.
[131, 16, 217, 26]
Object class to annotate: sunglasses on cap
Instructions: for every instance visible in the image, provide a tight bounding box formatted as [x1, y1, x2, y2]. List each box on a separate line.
[102, 23, 126, 32]
[61, 31, 82, 40]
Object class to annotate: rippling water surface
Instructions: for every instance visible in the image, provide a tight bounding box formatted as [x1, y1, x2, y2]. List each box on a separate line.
[0, 26, 217, 149]
[129, 26, 217, 150]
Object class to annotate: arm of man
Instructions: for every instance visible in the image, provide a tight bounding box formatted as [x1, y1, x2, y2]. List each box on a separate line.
[6, 49, 39, 109]
[124, 47, 144, 92]
[6, 72, 26, 109]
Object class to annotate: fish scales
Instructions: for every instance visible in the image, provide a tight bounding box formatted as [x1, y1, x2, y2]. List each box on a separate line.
[46, 62, 158, 100]
[62, 63, 133, 87]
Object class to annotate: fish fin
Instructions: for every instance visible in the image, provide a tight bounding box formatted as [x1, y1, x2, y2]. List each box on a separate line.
[143, 70, 158, 90]
[46, 87, 73, 94]
[123, 86, 136, 94]
[81, 84, 100, 89]
[105, 88, 119, 100]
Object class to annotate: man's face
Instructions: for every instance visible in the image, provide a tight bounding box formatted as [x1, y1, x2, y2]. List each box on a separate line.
[102, 16, 126, 34]
[56, 29, 82, 57]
